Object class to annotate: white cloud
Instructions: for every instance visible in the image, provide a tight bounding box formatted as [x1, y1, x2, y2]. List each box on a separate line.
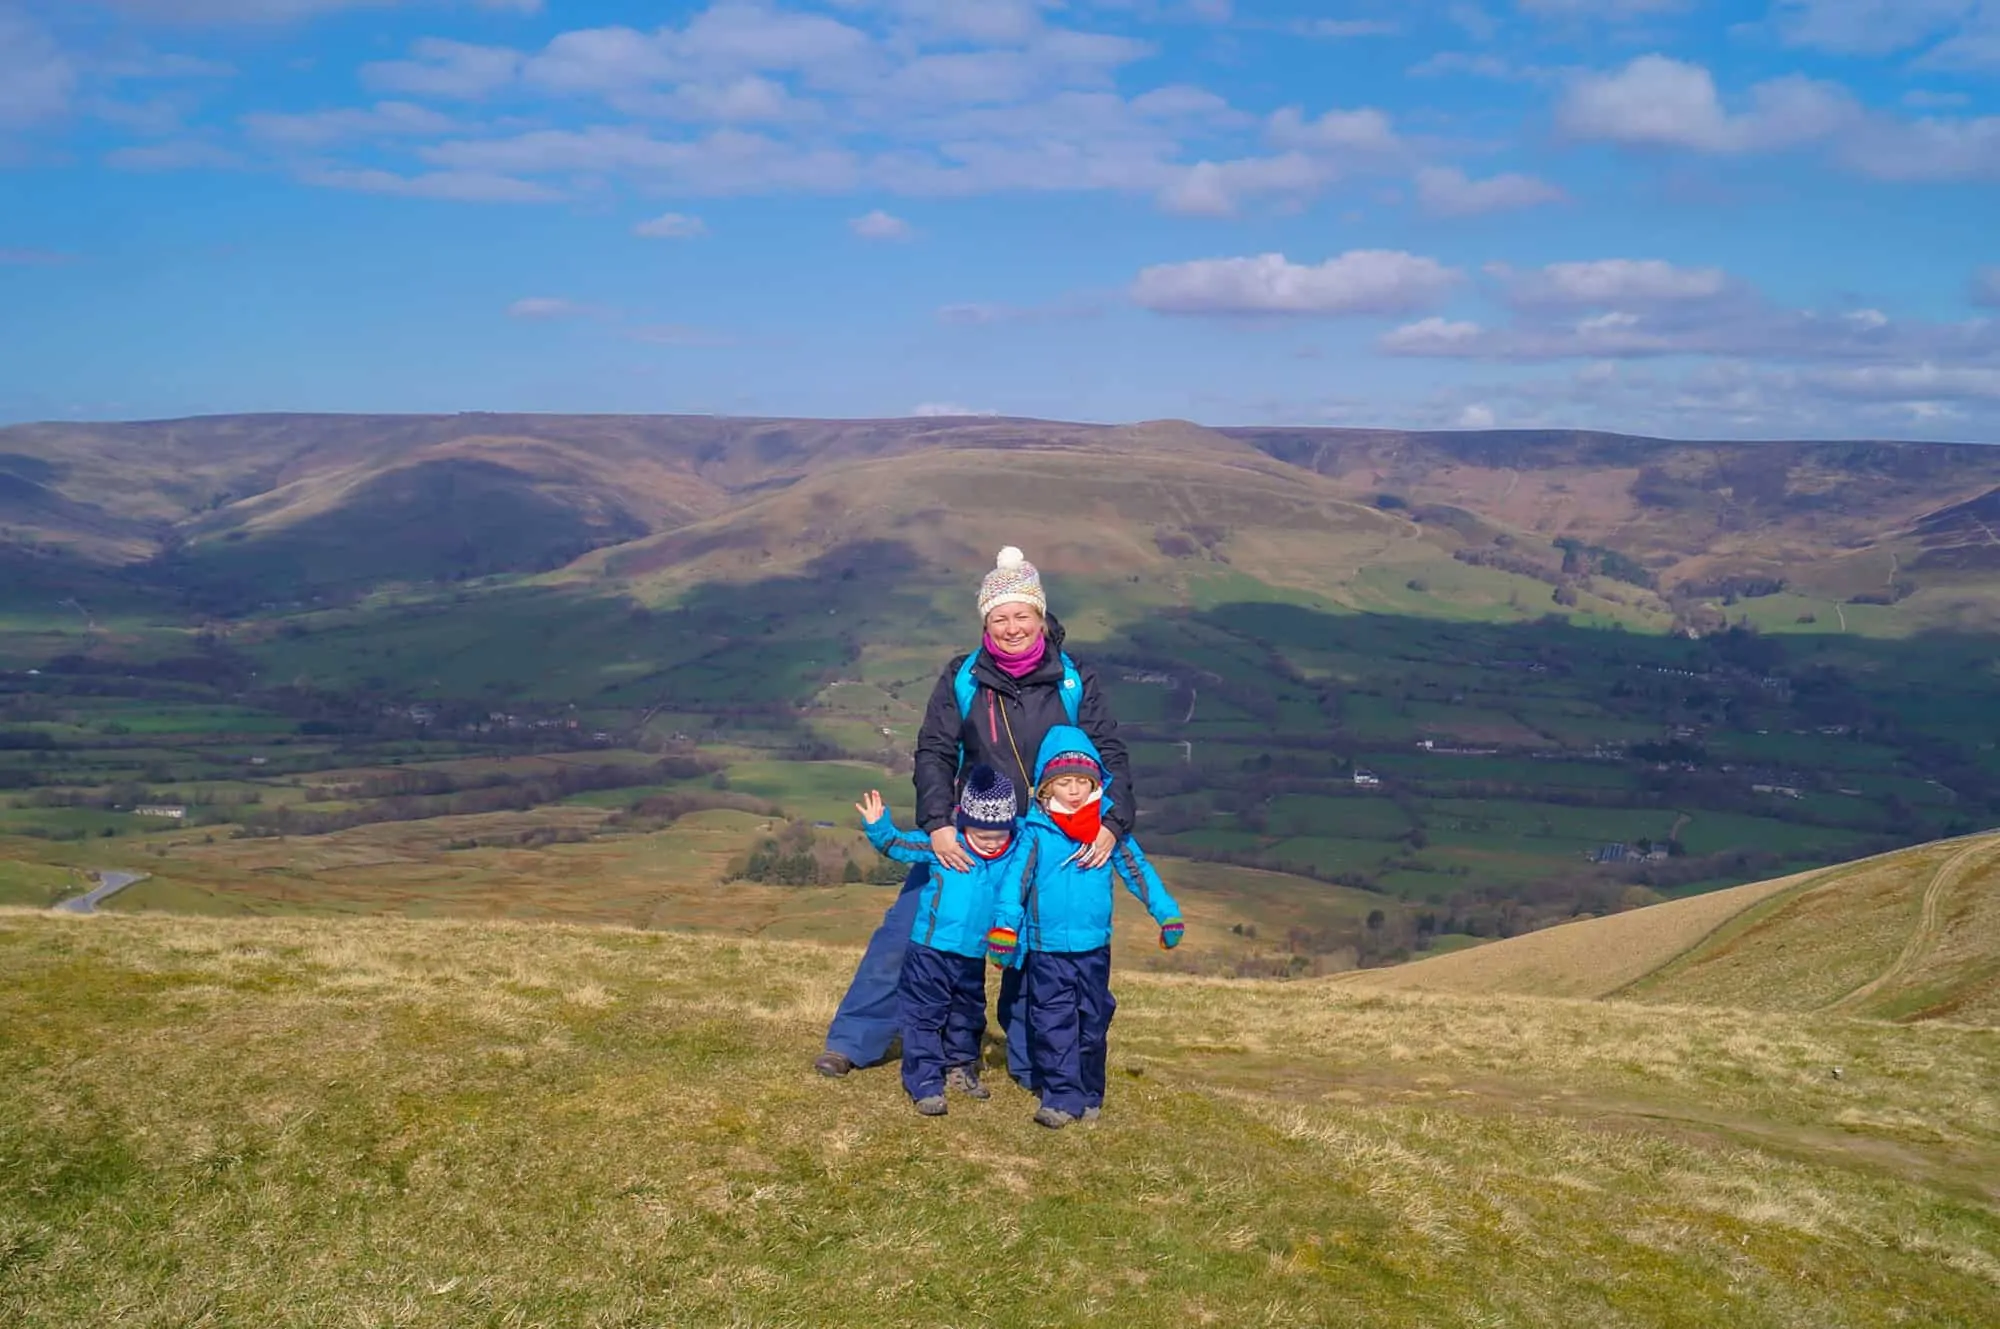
[299, 165, 561, 202]
[1557, 56, 1855, 153]
[1772, 0, 1974, 55]
[1150, 106, 1398, 216]
[909, 401, 999, 416]
[1455, 403, 1498, 428]
[1265, 105, 1400, 154]
[1494, 258, 1731, 306]
[1132, 250, 1461, 316]
[507, 296, 598, 319]
[859, 0, 1049, 46]
[105, 139, 242, 170]
[1380, 296, 1999, 365]
[421, 125, 862, 194]
[1156, 152, 1326, 216]
[363, 40, 523, 100]
[1811, 363, 2000, 401]
[1838, 113, 2000, 181]
[1129, 84, 1237, 121]
[634, 212, 708, 238]
[0, 9, 75, 129]
[1971, 266, 2000, 306]
[523, 26, 675, 94]
[850, 208, 914, 239]
[1921, 17, 2000, 70]
[242, 101, 455, 146]
[1415, 166, 1564, 216]
[1380, 317, 1486, 353]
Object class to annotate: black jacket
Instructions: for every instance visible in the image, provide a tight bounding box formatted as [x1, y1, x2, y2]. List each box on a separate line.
[912, 615, 1134, 838]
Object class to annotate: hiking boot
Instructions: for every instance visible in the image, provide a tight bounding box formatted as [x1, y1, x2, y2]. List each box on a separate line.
[946, 1066, 991, 1100]
[1082, 1107, 1101, 1123]
[813, 1051, 854, 1078]
[914, 1095, 948, 1117]
[1033, 1106, 1075, 1130]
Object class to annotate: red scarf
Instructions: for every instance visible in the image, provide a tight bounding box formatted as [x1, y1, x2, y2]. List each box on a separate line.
[1046, 797, 1102, 846]
[968, 832, 1013, 861]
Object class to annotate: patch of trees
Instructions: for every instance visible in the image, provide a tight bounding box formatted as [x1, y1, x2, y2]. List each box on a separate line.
[1629, 738, 1709, 766]
[729, 820, 902, 887]
[1678, 575, 1787, 602]
[1846, 582, 1916, 606]
[235, 757, 706, 838]
[1453, 546, 1560, 584]
[1555, 537, 1656, 589]
[604, 790, 780, 831]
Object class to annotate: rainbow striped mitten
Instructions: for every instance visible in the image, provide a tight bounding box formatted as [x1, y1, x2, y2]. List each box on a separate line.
[986, 926, 1019, 967]
[1158, 918, 1185, 950]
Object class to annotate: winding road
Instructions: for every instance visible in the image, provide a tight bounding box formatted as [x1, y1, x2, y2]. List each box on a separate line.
[53, 871, 148, 915]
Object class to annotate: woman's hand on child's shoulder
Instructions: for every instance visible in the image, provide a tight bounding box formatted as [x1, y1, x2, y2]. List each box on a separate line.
[855, 790, 887, 824]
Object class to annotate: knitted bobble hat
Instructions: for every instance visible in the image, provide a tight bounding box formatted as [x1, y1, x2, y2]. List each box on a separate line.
[1038, 751, 1101, 792]
[978, 546, 1046, 620]
[956, 764, 1019, 833]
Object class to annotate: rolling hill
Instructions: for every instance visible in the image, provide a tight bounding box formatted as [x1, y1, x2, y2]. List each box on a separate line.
[1343, 830, 2000, 1024]
[8, 412, 2000, 626]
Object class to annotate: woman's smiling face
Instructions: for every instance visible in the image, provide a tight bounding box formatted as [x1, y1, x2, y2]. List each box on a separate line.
[984, 603, 1043, 655]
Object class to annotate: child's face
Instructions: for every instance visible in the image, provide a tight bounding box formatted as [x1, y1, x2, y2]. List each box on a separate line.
[1044, 774, 1097, 806]
[963, 827, 1013, 856]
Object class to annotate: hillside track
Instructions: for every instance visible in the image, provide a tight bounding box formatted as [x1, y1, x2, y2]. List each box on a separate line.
[1823, 835, 1999, 1015]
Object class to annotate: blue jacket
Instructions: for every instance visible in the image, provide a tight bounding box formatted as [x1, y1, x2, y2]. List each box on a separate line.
[863, 814, 1020, 961]
[995, 725, 1181, 955]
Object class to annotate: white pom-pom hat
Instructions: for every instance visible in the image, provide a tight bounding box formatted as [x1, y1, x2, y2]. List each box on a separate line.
[978, 546, 1046, 619]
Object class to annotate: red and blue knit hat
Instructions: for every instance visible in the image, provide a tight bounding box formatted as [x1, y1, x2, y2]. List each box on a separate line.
[1037, 750, 1101, 794]
[956, 765, 1019, 833]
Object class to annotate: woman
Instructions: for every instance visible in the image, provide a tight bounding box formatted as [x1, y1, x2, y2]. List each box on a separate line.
[815, 546, 1135, 1079]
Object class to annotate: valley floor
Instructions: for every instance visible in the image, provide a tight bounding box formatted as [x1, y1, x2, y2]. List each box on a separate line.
[2, 910, 1995, 1327]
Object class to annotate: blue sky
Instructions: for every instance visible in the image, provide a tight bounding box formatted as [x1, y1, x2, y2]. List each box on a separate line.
[1, 0, 1996, 439]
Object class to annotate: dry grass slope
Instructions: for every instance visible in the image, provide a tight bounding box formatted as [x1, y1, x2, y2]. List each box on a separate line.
[1336, 865, 1822, 1000]
[2, 909, 1996, 1327]
[1342, 833, 2000, 1027]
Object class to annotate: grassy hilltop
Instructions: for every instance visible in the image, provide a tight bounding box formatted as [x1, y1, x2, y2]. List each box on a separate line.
[3, 894, 1998, 1328]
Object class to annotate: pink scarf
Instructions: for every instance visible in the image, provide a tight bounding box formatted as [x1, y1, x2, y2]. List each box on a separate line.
[983, 631, 1047, 679]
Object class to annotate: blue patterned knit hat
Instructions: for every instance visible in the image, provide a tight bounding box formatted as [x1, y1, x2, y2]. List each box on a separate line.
[956, 765, 1019, 833]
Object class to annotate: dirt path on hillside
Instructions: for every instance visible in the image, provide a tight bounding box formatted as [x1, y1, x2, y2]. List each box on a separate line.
[1823, 837, 1992, 1014]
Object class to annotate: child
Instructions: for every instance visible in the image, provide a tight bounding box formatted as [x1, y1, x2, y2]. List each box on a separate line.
[856, 765, 1023, 1116]
[993, 725, 1183, 1129]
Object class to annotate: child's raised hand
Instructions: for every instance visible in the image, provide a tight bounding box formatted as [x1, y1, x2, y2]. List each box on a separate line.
[855, 790, 887, 824]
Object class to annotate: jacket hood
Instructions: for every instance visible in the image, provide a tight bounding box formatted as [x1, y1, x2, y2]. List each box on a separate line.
[1032, 724, 1108, 789]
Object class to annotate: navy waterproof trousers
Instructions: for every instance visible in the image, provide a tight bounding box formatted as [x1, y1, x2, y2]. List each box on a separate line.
[1023, 947, 1116, 1117]
[897, 942, 988, 1101]
[824, 863, 1031, 1082]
